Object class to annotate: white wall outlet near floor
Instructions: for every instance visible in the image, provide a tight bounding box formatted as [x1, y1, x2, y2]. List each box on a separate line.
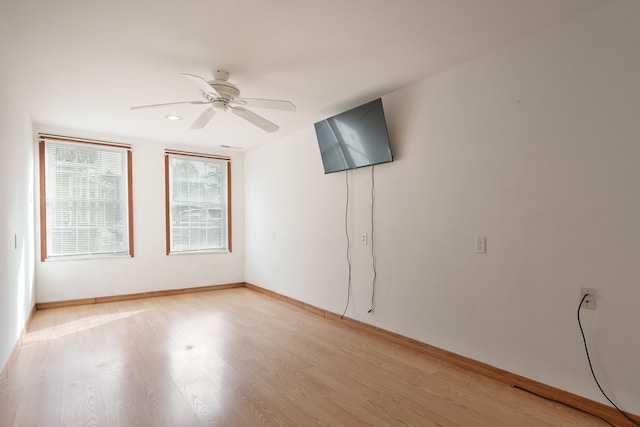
[580, 288, 597, 309]
[474, 236, 486, 254]
[361, 233, 368, 245]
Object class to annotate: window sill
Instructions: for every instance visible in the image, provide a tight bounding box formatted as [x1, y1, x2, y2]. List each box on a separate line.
[167, 249, 230, 256]
[43, 254, 133, 262]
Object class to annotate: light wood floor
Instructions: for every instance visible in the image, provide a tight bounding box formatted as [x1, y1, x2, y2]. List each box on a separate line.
[0, 288, 609, 426]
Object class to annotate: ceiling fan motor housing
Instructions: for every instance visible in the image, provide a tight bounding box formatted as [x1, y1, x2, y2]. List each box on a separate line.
[208, 69, 240, 99]
[209, 81, 240, 98]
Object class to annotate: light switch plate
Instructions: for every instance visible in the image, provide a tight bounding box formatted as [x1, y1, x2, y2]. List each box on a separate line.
[475, 236, 486, 254]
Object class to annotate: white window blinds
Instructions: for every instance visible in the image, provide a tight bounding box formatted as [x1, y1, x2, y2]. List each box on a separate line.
[40, 135, 132, 259]
[165, 151, 231, 253]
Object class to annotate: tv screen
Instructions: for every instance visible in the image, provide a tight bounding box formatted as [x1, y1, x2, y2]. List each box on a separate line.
[314, 98, 393, 174]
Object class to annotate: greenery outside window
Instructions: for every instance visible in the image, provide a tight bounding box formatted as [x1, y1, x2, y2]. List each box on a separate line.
[39, 134, 133, 260]
[165, 150, 231, 254]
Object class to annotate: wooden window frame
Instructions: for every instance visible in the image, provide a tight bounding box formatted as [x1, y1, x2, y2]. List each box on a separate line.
[164, 149, 232, 255]
[39, 133, 134, 261]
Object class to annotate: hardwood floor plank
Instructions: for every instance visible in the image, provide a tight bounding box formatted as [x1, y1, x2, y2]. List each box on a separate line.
[176, 379, 234, 426]
[0, 288, 617, 426]
[0, 385, 21, 426]
[230, 380, 301, 427]
[60, 379, 107, 427]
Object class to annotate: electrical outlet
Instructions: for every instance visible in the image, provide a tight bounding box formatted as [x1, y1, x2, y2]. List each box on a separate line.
[474, 236, 486, 254]
[581, 288, 597, 309]
[361, 233, 368, 245]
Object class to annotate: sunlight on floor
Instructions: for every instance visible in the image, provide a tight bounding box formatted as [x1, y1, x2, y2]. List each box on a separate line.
[24, 308, 147, 343]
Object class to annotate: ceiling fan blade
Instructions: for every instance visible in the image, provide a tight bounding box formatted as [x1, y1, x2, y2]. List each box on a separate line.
[231, 106, 279, 133]
[235, 98, 296, 111]
[182, 73, 218, 95]
[190, 108, 216, 129]
[130, 100, 209, 110]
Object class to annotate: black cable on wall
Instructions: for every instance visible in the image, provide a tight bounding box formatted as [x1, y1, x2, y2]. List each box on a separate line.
[578, 293, 640, 427]
[368, 165, 377, 314]
[341, 170, 352, 319]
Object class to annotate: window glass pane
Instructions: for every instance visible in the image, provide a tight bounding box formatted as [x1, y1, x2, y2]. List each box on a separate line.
[44, 140, 130, 258]
[168, 155, 228, 252]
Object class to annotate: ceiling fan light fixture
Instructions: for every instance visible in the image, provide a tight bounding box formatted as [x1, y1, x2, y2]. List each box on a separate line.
[211, 100, 228, 111]
[165, 114, 182, 121]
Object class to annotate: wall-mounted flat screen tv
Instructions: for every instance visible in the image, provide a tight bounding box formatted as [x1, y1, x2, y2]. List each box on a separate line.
[314, 98, 393, 174]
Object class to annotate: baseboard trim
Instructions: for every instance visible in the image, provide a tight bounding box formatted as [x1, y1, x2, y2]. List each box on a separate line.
[35, 282, 245, 310]
[0, 304, 36, 393]
[244, 282, 640, 426]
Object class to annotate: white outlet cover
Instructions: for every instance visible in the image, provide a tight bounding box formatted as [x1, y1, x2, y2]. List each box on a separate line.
[580, 288, 597, 309]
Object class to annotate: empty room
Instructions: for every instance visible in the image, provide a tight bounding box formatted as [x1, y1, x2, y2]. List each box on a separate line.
[1, 0, 639, 425]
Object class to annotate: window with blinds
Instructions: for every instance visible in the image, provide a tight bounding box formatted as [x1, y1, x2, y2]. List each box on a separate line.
[165, 150, 231, 254]
[39, 135, 133, 260]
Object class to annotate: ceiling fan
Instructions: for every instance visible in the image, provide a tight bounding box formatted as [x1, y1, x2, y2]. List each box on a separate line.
[131, 70, 296, 132]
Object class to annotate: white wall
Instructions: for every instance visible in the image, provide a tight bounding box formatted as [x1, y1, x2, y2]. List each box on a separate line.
[34, 127, 245, 302]
[0, 62, 35, 372]
[245, 0, 640, 414]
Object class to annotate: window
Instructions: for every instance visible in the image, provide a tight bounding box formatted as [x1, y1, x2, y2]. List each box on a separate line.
[39, 134, 133, 260]
[165, 150, 231, 254]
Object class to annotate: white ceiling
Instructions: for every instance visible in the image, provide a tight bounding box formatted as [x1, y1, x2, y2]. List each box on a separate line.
[0, 0, 603, 150]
